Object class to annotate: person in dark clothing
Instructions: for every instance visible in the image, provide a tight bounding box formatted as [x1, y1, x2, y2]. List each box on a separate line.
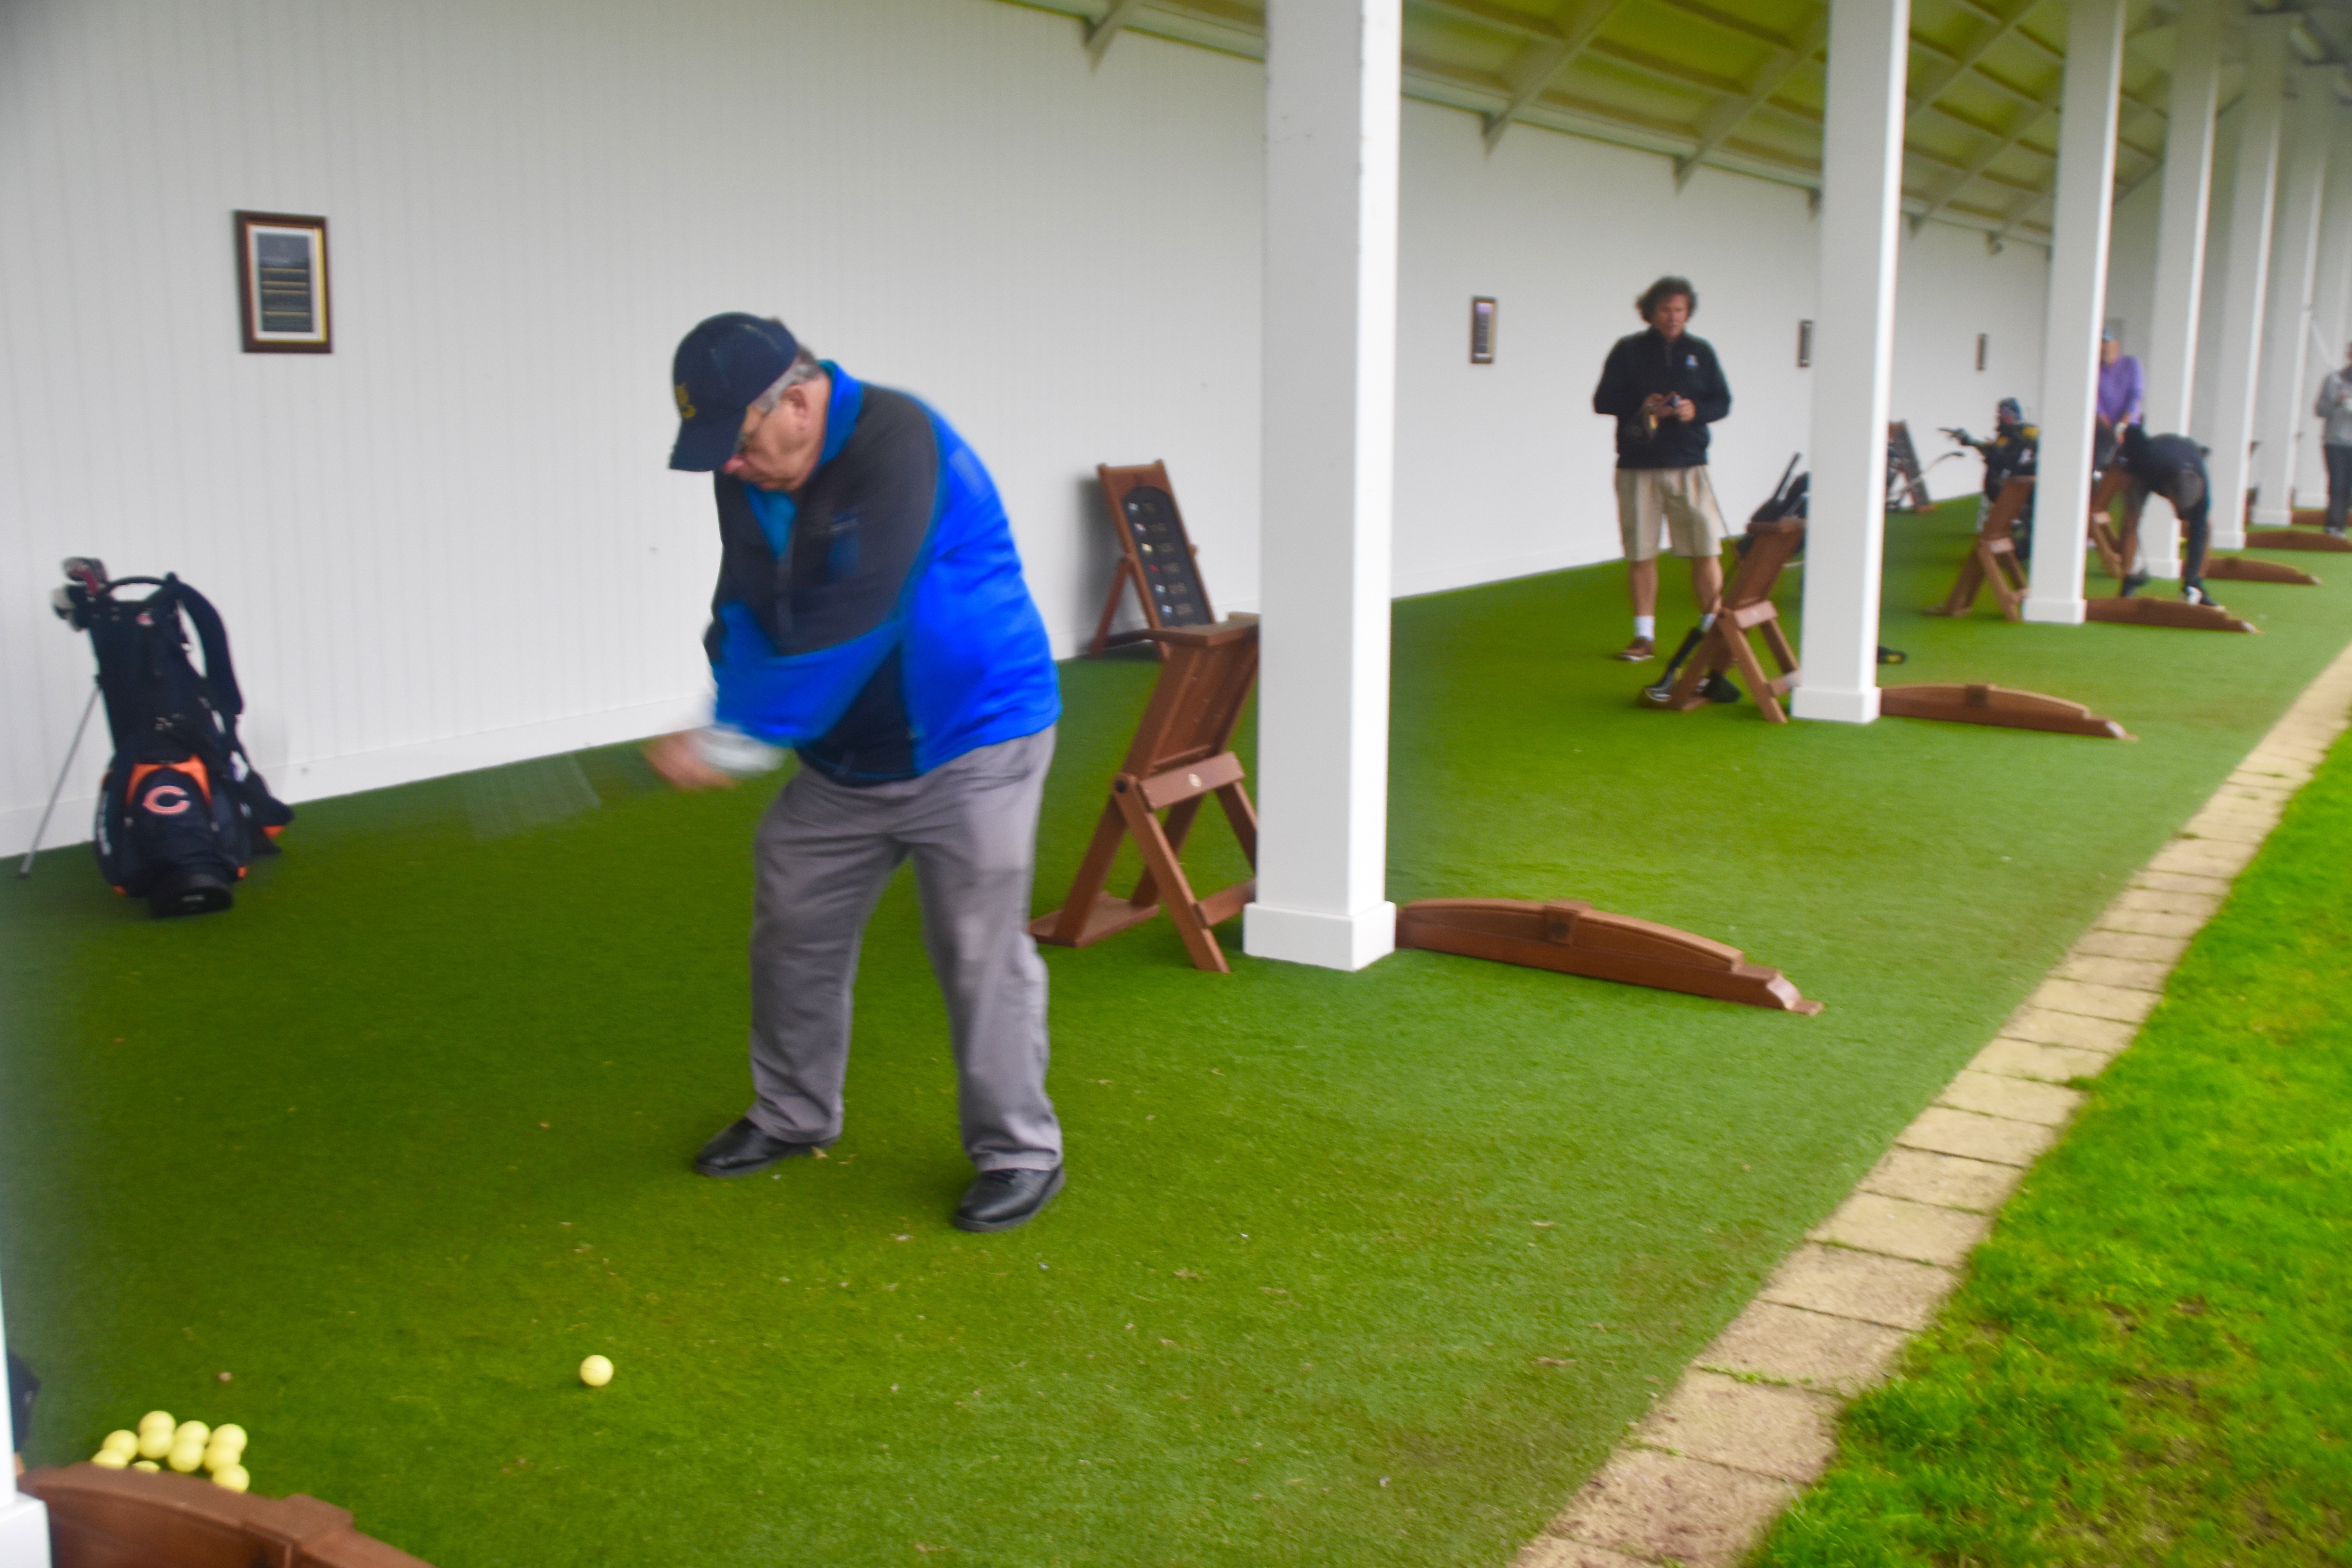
[1945, 396, 2038, 554]
[1591, 276, 1733, 662]
[2115, 425, 2218, 604]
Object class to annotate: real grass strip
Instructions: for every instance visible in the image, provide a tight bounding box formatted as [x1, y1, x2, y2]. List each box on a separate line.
[1751, 724, 2352, 1567]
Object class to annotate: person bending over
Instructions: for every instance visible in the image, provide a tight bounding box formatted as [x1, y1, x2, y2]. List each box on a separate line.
[2115, 424, 2217, 606]
[646, 312, 1067, 1234]
[2313, 341, 2352, 538]
[1592, 276, 1731, 662]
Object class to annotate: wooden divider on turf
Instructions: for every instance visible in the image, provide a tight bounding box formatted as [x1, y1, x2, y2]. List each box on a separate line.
[1395, 899, 1822, 1013]
[1651, 518, 1804, 722]
[1927, 475, 2033, 620]
[1031, 615, 1258, 973]
[25, 1463, 434, 1568]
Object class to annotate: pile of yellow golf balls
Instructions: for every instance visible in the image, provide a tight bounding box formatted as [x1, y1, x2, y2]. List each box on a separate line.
[88, 1412, 249, 1492]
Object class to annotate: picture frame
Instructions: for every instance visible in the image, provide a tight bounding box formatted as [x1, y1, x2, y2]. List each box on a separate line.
[1469, 296, 1497, 364]
[234, 211, 331, 353]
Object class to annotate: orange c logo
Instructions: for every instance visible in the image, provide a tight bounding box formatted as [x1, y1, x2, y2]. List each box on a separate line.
[145, 784, 192, 816]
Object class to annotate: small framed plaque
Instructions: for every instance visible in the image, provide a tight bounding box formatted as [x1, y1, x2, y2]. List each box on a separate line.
[1796, 319, 1813, 369]
[1469, 296, 1497, 364]
[234, 212, 331, 353]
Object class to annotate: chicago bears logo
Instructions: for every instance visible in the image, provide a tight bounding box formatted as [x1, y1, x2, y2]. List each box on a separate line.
[143, 784, 193, 816]
[674, 383, 697, 419]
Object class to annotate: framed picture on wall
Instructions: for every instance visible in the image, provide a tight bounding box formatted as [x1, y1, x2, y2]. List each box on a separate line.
[1469, 296, 1497, 364]
[234, 212, 331, 353]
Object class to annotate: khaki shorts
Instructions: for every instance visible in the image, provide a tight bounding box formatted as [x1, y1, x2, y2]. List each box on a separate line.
[1615, 466, 1728, 561]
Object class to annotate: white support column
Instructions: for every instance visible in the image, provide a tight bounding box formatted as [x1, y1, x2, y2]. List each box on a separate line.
[2207, 15, 2289, 550]
[2146, 0, 2221, 436]
[2022, 0, 2126, 624]
[2138, 0, 2223, 579]
[1790, 0, 1909, 724]
[2250, 69, 2332, 525]
[1242, 0, 1400, 972]
[2312, 109, 2352, 383]
[0, 1273, 52, 1565]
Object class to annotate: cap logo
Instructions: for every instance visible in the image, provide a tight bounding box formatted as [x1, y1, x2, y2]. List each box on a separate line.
[674, 383, 697, 420]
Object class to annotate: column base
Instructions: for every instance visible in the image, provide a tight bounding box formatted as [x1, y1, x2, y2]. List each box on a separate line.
[1789, 685, 1880, 724]
[1243, 900, 1397, 971]
[2211, 528, 2248, 550]
[2249, 505, 2292, 529]
[2140, 559, 2183, 579]
[0, 1496, 49, 1568]
[2023, 596, 2089, 624]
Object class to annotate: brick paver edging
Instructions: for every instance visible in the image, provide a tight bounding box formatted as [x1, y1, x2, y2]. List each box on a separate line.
[1508, 638, 2352, 1568]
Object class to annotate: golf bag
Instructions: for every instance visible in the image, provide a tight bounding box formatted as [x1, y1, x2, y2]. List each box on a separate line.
[53, 561, 293, 916]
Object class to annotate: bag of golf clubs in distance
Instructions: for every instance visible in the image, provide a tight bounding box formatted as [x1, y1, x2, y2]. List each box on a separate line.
[52, 559, 293, 916]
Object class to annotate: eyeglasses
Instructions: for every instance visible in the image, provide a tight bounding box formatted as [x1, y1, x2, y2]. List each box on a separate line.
[735, 400, 778, 458]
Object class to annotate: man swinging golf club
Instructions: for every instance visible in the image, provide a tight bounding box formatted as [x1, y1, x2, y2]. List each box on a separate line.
[646, 312, 1067, 1233]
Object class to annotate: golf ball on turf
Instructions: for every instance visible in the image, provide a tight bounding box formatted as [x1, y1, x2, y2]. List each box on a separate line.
[210, 1423, 247, 1453]
[90, 1449, 128, 1469]
[131, 1461, 160, 1474]
[167, 1439, 206, 1474]
[100, 1430, 138, 1457]
[138, 1410, 174, 1433]
[174, 1421, 210, 1448]
[136, 1426, 173, 1460]
[579, 1355, 613, 1387]
[212, 1464, 250, 1493]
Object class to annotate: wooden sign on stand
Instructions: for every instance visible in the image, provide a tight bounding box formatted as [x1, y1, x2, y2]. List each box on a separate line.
[1031, 615, 1258, 973]
[1088, 462, 1217, 658]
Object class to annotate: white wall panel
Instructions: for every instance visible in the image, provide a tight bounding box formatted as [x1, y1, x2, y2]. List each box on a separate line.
[3, 0, 2055, 855]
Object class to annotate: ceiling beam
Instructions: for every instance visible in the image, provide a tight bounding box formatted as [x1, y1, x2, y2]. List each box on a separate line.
[1908, 103, 2053, 231]
[1674, 13, 1828, 187]
[1481, 0, 1638, 150]
[1907, 0, 2036, 119]
[1083, 0, 1149, 64]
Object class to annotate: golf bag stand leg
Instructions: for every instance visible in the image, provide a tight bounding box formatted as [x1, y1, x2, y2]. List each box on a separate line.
[17, 680, 102, 878]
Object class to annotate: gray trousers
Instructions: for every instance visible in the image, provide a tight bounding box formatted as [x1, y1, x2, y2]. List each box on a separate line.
[745, 727, 1061, 1172]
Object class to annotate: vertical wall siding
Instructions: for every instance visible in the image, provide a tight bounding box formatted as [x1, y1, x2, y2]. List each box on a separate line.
[2, 0, 2056, 855]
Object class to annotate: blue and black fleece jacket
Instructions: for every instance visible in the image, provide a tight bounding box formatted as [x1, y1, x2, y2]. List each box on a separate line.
[705, 365, 1059, 782]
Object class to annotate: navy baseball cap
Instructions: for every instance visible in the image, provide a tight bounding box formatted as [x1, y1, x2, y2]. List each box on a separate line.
[669, 313, 799, 472]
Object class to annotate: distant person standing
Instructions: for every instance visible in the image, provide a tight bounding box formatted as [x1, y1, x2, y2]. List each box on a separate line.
[1592, 276, 1731, 662]
[2095, 329, 2143, 469]
[2312, 341, 2352, 537]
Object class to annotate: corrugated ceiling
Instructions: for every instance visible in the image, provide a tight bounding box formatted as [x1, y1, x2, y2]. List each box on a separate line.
[1013, 0, 2352, 244]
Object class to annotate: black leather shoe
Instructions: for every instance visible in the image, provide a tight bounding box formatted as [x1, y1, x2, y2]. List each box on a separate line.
[2118, 571, 2149, 598]
[692, 1117, 833, 1178]
[951, 1166, 1065, 1232]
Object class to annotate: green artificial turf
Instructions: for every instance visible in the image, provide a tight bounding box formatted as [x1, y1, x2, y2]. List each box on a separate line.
[2, 501, 2347, 1567]
[1753, 724, 2352, 1568]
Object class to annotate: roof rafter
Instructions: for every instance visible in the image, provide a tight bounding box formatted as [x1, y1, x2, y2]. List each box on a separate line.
[1909, 103, 2053, 230]
[1480, 0, 1637, 149]
[1083, 0, 1150, 64]
[1674, 12, 1827, 187]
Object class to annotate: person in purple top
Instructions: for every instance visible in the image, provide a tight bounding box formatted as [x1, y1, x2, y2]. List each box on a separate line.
[2095, 329, 2143, 469]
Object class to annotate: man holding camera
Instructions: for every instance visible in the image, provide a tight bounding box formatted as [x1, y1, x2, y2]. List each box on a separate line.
[1592, 276, 1732, 662]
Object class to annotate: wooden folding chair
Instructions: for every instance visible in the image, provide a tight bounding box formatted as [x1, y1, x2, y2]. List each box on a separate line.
[1927, 475, 2033, 619]
[2087, 465, 2130, 581]
[1030, 616, 1258, 973]
[1088, 462, 1217, 658]
[1659, 519, 1804, 723]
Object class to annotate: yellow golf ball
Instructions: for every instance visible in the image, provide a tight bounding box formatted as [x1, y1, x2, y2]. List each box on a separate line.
[203, 1443, 242, 1474]
[174, 1421, 210, 1448]
[131, 1461, 160, 1474]
[100, 1430, 139, 1457]
[136, 1426, 174, 1460]
[91, 1448, 129, 1469]
[578, 1354, 613, 1388]
[167, 1438, 206, 1474]
[210, 1423, 248, 1454]
[212, 1463, 250, 1493]
[138, 1410, 174, 1433]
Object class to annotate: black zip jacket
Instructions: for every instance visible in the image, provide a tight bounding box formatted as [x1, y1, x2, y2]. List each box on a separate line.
[1592, 328, 1731, 469]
